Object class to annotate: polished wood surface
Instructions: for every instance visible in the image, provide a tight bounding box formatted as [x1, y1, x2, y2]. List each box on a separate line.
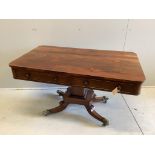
[10, 45, 145, 82]
[9, 45, 145, 95]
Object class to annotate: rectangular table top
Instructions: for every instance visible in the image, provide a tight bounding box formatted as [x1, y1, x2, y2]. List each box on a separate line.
[9, 45, 145, 83]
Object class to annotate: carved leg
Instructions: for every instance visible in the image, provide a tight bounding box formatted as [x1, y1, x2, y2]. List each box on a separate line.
[85, 104, 109, 126]
[43, 101, 68, 116]
[43, 86, 109, 126]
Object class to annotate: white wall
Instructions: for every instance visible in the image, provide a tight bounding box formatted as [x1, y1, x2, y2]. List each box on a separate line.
[0, 19, 154, 88]
[125, 19, 155, 86]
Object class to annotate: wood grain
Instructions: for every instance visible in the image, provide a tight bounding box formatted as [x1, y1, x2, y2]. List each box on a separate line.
[9, 45, 145, 82]
[9, 45, 145, 95]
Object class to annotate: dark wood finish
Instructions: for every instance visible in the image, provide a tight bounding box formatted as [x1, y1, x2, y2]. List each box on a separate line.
[43, 101, 68, 114]
[43, 86, 109, 126]
[9, 45, 145, 126]
[9, 45, 145, 95]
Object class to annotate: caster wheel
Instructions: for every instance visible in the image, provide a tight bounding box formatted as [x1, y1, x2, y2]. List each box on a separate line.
[42, 110, 51, 116]
[57, 90, 64, 96]
[57, 90, 61, 94]
[102, 120, 109, 126]
[102, 96, 109, 103]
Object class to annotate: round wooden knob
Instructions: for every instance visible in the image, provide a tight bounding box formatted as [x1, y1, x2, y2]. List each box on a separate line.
[117, 85, 121, 91]
[25, 73, 30, 79]
[83, 80, 89, 86]
[53, 76, 57, 82]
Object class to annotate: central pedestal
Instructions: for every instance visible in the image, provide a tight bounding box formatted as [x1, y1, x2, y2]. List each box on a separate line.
[43, 86, 109, 126]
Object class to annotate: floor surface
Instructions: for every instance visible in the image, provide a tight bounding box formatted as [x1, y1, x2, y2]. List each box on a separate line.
[0, 87, 154, 135]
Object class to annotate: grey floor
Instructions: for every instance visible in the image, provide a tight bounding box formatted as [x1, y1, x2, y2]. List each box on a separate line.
[0, 87, 154, 135]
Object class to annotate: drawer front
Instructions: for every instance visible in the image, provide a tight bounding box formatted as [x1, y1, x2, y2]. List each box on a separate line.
[12, 68, 58, 83]
[12, 68, 141, 95]
[89, 79, 141, 95]
[12, 69, 32, 81]
[12, 68, 89, 86]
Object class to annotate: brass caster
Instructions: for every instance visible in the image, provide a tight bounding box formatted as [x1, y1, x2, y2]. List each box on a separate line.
[57, 90, 65, 96]
[42, 110, 51, 116]
[102, 96, 109, 103]
[102, 120, 109, 126]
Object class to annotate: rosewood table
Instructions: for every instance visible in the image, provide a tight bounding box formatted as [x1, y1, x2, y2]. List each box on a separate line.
[9, 46, 145, 126]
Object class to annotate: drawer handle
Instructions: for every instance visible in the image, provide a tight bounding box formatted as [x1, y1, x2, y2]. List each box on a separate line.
[83, 80, 89, 86]
[117, 85, 121, 92]
[53, 76, 58, 82]
[25, 73, 31, 79]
